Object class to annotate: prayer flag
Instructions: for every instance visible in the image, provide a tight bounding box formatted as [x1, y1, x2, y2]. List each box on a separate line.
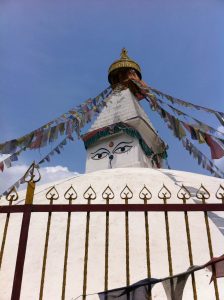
[50, 150, 54, 156]
[195, 129, 206, 144]
[162, 266, 197, 300]
[59, 123, 65, 136]
[38, 159, 45, 165]
[41, 129, 50, 147]
[0, 161, 4, 172]
[66, 120, 73, 137]
[15, 181, 20, 189]
[98, 278, 161, 300]
[30, 130, 43, 149]
[4, 157, 12, 168]
[45, 155, 50, 162]
[62, 139, 67, 146]
[206, 255, 224, 282]
[11, 153, 18, 162]
[1, 140, 17, 154]
[55, 147, 60, 154]
[205, 134, 224, 159]
[215, 112, 224, 127]
[49, 126, 59, 143]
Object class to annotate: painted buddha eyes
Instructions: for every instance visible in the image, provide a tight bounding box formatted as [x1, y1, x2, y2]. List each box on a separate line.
[91, 148, 110, 160]
[90, 142, 133, 160]
[113, 144, 132, 154]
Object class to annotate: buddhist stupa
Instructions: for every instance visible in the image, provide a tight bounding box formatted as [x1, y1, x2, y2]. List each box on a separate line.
[0, 49, 224, 300]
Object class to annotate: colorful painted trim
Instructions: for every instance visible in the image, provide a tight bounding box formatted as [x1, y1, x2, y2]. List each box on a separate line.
[83, 122, 167, 159]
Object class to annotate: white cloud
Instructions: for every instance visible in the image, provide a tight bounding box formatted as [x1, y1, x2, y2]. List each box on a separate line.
[0, 164, 79, 194]
[38, 165, 79, 184]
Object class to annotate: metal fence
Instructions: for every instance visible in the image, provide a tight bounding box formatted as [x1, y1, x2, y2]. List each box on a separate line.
[0, 165, 224, 300]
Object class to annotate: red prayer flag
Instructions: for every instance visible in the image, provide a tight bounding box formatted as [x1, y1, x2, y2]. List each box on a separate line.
[30, 130, 43, 149]
[205, 254, 224, 282]
[0, 161, 4, 172]
[205, 134, 224, 159]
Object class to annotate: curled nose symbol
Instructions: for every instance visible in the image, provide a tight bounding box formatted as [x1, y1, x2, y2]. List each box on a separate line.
[109, 154, 114, 160]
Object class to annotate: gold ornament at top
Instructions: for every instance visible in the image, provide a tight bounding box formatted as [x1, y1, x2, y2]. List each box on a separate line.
[108, 48, 142, 84]
[120, 48, 129, 59]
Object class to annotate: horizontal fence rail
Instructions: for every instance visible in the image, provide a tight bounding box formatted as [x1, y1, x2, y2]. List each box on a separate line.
[1, 203, 224, 213]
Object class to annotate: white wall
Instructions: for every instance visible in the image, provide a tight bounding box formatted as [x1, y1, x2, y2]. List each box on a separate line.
[85, 133, 153, 173]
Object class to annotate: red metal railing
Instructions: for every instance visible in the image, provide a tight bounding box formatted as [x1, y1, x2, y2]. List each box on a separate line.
[1, 172, 224, 300]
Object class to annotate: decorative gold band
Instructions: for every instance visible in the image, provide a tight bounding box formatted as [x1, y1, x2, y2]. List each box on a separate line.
[108, 60, 141, 75]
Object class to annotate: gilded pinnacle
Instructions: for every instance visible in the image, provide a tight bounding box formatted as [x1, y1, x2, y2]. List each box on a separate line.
[108, 48, 142, 84]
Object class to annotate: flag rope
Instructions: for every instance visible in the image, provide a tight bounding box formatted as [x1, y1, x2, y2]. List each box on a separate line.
[71, 253, 224, 300]
[0, 86, 112, 156]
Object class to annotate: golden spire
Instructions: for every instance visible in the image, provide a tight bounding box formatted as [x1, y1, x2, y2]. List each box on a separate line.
[120, 48, 129, 59]
[108, 48, 142, 84]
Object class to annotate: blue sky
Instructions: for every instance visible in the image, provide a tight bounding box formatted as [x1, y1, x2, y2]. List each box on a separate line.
[1, 0, 224, 190]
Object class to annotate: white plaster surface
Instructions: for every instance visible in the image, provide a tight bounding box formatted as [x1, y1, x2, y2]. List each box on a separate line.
[85, 133, 153, 172]
[89, 89, 151, 132]
[0, 168, 224, 299]
[87, 88, 165, 154]
[85, 88, 166, 173]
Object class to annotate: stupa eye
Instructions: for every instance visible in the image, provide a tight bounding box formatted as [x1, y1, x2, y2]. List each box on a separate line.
[91, 148, 110, 160]
[113, 142, 133, 154]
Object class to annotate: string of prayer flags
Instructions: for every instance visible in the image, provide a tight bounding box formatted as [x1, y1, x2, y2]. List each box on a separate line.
[38, 137, 68, 165]
[133, 79, 224, 147]
[0, 87, 111, 178]
[0, 147, 26, 173]
[149, 100, 187, 142]
[0, 132, 71, 174]
[98, 278, 161, 300]
[0, 139, 19, 154]
[157, 98, 224, 140]
[166, 113, 186, 140]
[139, 82, 224, 160]
[132, 79, 224, 166]
[182, 123, 224, 159]
[73, 253, 224, 300]
[143, 94, 224, 176]
[0, 86, 112, 156]
[132, 79, 224, 128]
[1, 135, 73, 197]
[181, 138, 224, 178]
